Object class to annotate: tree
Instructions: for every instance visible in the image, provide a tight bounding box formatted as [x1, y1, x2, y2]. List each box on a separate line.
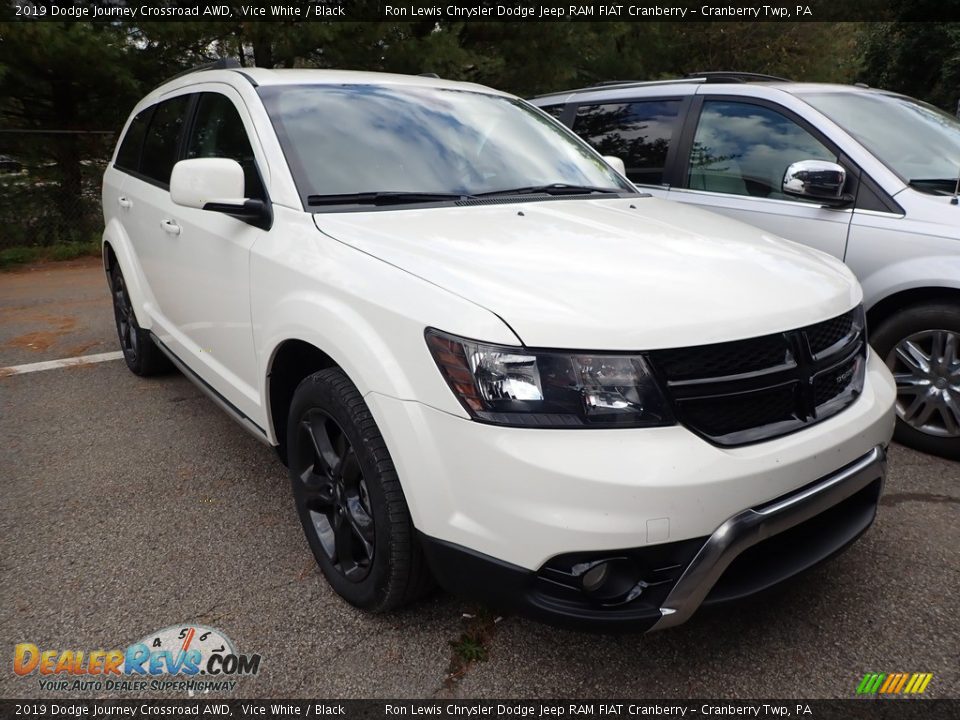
[859, 21, 960, 109]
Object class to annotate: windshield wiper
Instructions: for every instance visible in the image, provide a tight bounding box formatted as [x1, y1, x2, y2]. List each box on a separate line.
[475, 183, 624, 197]
[307, 191, 472, 207]
[908, 178, 960, 195]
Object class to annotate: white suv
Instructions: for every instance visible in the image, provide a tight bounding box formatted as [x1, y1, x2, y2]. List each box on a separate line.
[532, 73, 960, 459]
[102, 62, 895, 632]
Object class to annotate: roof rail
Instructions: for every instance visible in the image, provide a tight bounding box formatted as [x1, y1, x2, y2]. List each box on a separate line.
[686, 71, 792, 83]
[529, 77, 703, 99]
[159, 58, 243, 87]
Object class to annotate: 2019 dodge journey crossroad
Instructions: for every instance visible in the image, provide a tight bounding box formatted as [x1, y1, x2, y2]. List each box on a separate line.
[102, 61, 896, 632]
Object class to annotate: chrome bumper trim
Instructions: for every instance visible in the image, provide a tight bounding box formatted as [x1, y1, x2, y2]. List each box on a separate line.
[651, 445, 887, 631]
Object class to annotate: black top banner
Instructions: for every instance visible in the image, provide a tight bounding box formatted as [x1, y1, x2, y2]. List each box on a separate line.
[5, 0, 960, 23]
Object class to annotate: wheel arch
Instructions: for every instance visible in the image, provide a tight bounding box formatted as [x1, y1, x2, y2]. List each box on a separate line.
[266, 338, 342, 463]
[867, 286, 960, 334]
[101, 220, 152, 328]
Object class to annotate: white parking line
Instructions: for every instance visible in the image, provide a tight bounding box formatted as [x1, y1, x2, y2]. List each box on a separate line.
[0, 351, 123, 376]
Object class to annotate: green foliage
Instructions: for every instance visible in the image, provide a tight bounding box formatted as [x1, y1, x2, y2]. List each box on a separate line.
[7, 16, 959, 250]
[0, 246, 38, 269]
[858, 21, 960, 111]
[0, 239, 99, 270]
[450, 633, 489, 663]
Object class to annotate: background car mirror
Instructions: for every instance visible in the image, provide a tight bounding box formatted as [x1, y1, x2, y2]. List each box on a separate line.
[603, 155, 627, 177]
[170, 158, 246, 210]
[782, 160, 852, 206]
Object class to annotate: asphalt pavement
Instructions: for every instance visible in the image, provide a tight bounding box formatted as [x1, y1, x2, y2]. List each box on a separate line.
[1, 259, 957, 699]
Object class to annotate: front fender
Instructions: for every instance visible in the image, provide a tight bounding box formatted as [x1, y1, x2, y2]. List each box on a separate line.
[859, 254, 960, 312]
[251, 210, 520, 445]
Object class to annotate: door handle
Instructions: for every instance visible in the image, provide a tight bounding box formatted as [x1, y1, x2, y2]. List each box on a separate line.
[160, 219, 181, 236]
[117, 196, 132, 209]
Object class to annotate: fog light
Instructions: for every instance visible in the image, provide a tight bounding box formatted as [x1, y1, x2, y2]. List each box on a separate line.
[581, 562, 610, 593]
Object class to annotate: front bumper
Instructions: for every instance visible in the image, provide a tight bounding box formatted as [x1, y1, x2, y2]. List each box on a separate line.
[417, 445, 885, 632]
[366, 350, 895, 630]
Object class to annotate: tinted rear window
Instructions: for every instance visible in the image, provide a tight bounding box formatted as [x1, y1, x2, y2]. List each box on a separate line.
[139, 95, 190, 186]
[115, 109, 152, 173]
[573, 100, 681, 185]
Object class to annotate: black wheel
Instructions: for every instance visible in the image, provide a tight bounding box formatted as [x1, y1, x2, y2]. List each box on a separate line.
[871, 302, 960, 460]
[287, 367, 432, 611]
[108, 263, 171, 376]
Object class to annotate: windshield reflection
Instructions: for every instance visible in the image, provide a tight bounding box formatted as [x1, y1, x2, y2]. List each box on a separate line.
[260, 84, 631, 204]
[801, 91, 960, 191]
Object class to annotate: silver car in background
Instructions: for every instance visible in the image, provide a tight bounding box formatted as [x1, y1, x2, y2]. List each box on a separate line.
[533, 73, 960, 459]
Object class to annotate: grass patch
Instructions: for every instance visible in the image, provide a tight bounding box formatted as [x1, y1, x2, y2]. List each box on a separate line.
[444, 606, 500, 688]
[0, 239, 100, 270]
[451, 633, 489, 664]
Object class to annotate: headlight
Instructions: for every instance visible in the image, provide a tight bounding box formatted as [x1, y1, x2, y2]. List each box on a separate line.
[425, 329, 674, 428]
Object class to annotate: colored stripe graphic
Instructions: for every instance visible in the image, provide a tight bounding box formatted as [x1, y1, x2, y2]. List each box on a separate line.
[858, 672, 933, 695]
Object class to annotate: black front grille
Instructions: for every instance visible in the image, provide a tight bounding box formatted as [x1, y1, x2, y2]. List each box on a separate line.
[807, 311, 856, 356]
[649, 306, 866, 447]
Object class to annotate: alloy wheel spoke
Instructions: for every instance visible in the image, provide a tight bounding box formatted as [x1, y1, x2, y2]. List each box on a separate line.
[345, 497, 375, 560]
[902, 390, 936, 426]
[298, 467, 335, 509]
[943, 331, 959, 367]
[893, 373, 927, 392]
[333, 513, 357, 570]
[896, 340, 930, 374]
[302, 418, 342, 480]
[942, 394, 960, 436]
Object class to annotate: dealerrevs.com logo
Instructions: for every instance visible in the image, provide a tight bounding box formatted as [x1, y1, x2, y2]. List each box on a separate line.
[13, 624, 261, 694]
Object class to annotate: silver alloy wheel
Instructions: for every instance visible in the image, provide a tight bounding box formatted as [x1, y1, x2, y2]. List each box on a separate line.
[885, 329, 960, 438]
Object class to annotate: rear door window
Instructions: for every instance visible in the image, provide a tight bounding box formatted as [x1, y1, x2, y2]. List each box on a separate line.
[115, 109, 152, 174]
[572, 100, 681, 185]
[139, 95, 191, 186]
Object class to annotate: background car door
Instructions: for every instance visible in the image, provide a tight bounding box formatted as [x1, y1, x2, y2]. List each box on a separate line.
[667, 98, 854, 260]
[160, 88, 270, 423]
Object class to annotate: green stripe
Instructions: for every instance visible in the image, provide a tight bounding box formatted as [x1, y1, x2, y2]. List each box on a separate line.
[869, 674, 887, 693]
[856, 674, 874, 694]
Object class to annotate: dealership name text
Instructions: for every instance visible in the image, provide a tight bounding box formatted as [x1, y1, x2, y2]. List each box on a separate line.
[384, 5, 814, 19]
[384, 705, 813, 717]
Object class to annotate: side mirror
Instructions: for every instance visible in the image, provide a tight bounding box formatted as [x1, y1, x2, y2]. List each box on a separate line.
[170, 158, 271, 230]
[603, 155, 627, 177]
[782, 160, 852, 206]
[171, 158, 245, 208]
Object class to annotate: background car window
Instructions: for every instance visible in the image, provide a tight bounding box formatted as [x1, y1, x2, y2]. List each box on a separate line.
[572, 100, 681, 185]
[185, 93, 264, 199]
[139, 95, 190, 186]
[115, 108, 152, 173]
[687, 101, 836, 200]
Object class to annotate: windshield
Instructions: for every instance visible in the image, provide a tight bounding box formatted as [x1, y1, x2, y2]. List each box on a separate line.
[800, 90, 960, 194]
[259, 84, 632, 206]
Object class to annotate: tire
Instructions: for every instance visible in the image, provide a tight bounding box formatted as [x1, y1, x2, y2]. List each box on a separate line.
[108, 262, 172, 377]
[287, 367, 433, 611]
[870, 302, 960, 460]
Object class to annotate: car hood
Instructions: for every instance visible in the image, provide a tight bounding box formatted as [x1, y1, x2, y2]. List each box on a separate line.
[313, 197, 861, 350]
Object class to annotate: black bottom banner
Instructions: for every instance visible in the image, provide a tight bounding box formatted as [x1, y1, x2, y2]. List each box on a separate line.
[2, 700, 957, 720]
